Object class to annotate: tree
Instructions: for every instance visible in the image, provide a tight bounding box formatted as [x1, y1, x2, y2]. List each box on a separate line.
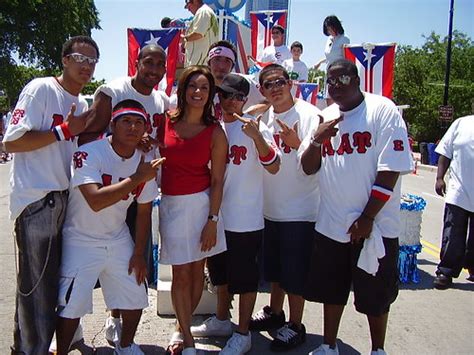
[393, 31, 474, 142]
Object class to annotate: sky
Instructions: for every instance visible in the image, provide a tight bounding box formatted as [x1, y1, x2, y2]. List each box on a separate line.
[91, 0, 474, 82]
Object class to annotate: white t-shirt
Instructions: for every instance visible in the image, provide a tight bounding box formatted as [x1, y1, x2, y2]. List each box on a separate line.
[95, 76, 169, 141]
[283, 59, 309, 82]
[324, 34, 350, 68]
[263, 99, 321, 221]
[435, 115, 474, 212]
[3, 77, 88, 220]
[221, 115, 280, 232]
[260, 45, 292, 65]
[62, 138, 158, 247]
[185, 4, 219, 66]
[307, 93, 413, 243]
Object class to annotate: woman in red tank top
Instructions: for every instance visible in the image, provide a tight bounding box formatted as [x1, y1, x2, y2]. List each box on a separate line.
[158, 66, 228, 355]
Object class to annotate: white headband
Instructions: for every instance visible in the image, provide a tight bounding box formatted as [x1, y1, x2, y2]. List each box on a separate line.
[208, 46, 236, 63]
[111, 108, 147, 122]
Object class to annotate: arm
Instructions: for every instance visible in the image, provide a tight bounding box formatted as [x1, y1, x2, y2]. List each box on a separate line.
[4, 104, 93, 153]
[79, 157, 164, 212]
[183, 32, 204, 42]
[313, 58, 326, 70]
[347, 171, 400, 243]
[200, 126, 228, 252]
[78, 92, 112, 145]
[435, 155, 451, 196]
[128, 202, 152, 284]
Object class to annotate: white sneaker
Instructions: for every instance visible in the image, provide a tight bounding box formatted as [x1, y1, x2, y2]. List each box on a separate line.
[113, 342, 144, 355]
[220, 332, 252, 354]
[191, 316, 232, 337]
[48, 322, 84, 353]
[371, 349, 387, 355]
[105, 316, 122, 347]
[309, 343, 339, 355]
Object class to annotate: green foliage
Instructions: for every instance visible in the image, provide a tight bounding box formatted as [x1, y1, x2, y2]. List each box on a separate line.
[308, 68, 326, 87]
[83, 79, 106, 96]
[393, 31, 474, 142]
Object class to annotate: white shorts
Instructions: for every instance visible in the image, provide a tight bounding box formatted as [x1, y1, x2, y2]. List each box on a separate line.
[58, 239, 148, 319]
[159, 189, 226, 265]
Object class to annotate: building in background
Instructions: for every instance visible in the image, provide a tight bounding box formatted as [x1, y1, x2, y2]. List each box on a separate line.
[245, 0, 289, 21]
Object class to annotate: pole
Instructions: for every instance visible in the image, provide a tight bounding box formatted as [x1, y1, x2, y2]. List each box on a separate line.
[443, 0, 454, 105]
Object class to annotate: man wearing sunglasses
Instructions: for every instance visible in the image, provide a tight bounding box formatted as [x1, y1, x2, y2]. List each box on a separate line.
[191, 73, 280, 353]
[2, 35, 99, 354]
[301, 59, 413, 355]
[259, 25, 292, 66]
[247, 64, 321, 352]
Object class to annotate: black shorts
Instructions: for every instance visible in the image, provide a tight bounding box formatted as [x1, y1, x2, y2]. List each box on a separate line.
[263, 219, 315, 296]
[304, 231, 399, 317]
[207, 230, 263, 294]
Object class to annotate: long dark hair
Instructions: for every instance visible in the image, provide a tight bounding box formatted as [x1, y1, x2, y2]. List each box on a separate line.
[323, 15, 345, 36]
[170, 65, 216, 126]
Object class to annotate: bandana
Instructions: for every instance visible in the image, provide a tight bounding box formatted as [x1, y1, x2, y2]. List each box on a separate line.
[208, 46, 236, 64]
[111, 108, 147, 122]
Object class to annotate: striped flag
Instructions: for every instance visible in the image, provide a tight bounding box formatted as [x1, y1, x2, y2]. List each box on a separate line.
[344, 43, 396, 98]
[295, 83, 319, 106]
[225, 15, 251, 74]
[127, 28, 182, 96]
[250, 11, 287, 61]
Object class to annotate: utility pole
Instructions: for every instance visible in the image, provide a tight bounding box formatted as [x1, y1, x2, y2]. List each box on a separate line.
[443, 0, 454, 106]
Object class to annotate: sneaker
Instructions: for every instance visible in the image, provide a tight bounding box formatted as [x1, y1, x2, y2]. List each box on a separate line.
[467, 269, 474, 282]
[114, 343, 144, 355]
[371, 349, 387, 355]
[105, 316, 123, 346]
[48, 322, 84, 353]
[191, 315, 233, 337]
[309, 343, 339, 355]
[433, 273, 452, 289]
[249, 306, 285, 331]
[220, 332, 252, 354]
[270, 322, 306, 351]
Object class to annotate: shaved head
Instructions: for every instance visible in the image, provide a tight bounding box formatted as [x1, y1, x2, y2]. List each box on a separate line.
[138, 44, 166, 60]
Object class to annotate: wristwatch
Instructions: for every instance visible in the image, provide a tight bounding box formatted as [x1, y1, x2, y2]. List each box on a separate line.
[310, 136, 322, 148]
[208, 214, 219, 222]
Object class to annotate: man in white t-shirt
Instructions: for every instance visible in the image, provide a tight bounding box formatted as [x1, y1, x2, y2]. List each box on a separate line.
[258, 25, 292, 65]
[248, 64, 321, 352]
[301, 59, 413, 355]
[433, 115, 474, 289]
[183, 0, 219, 66]
[56, 100, 164, 355]
[190, 73, 280, 354]
[2, 36, 98, 354]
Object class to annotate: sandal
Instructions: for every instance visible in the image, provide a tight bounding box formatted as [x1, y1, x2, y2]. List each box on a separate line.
[165, 331, 184, 355]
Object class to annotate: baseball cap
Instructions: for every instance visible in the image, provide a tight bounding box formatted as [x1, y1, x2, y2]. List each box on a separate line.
[217, 73, 250, 96]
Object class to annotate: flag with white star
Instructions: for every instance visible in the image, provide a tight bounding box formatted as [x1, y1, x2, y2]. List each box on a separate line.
[127, 28, 183, 95]
[295, 83, 319, 106]
[344, 43, 396, 98]
[250, 11, 287, 61]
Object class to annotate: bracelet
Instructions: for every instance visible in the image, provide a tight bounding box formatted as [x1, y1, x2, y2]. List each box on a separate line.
[371, 184, 393, 202]
[259, 147, 277, 166]
[362, 212, 375, 221]
[310, 136, 322, 148]
[52, 122, 72, 141]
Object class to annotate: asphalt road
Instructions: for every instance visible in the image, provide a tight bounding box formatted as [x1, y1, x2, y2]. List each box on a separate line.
[0, 161, 472, 355]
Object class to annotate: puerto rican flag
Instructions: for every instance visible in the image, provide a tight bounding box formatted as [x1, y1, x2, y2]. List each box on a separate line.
[127, 28, 182, 96]
[344, 43, 396, 98]
[295, 83, 319, 106]
[250, 11, 287, 61]
[225, 15, 251, 74]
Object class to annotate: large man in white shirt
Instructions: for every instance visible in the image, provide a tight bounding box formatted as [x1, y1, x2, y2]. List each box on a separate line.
[248, 64, 321, 352]
[433, 115, 474, 289]
[56, 100, 164, 355]
[2, 36, 98, 354]
[258, 25, 292, 65]
[301, 59, 413, 355]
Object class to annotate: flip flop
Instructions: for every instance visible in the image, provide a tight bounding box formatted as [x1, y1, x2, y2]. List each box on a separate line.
[165, 332, 184, 355]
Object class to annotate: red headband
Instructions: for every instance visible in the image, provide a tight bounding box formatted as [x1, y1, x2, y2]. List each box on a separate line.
[111, 107, 147, 122]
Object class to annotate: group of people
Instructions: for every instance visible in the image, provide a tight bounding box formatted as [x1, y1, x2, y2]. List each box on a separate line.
[4, 2, 470, 355]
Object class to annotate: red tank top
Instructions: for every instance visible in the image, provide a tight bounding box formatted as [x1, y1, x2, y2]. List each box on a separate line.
[160, 117, 217, 195]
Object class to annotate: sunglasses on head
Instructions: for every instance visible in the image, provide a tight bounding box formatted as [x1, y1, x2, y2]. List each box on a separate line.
[220, 92, 246, 101]
[326, 74, 353, 86]
[262, 78, 288, 90]
[67, 53, 99, 65]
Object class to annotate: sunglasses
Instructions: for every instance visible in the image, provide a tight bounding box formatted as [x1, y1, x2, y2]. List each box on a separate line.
[67, 53, 99, 65]
[326, 74, 353, 86]
[220, 92, 246, 101]
[262, 78, 288, 90]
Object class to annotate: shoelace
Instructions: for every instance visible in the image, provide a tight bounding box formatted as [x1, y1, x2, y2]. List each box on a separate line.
[227, 334, 247, 349]
[252, 309, 270, 321]
[275, 325, 298, 342]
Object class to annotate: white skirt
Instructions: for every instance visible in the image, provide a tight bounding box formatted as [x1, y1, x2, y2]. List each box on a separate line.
[158, 189, 226, 265]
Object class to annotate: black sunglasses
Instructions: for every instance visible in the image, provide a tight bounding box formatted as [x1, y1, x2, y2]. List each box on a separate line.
[262, 78, 288, 90]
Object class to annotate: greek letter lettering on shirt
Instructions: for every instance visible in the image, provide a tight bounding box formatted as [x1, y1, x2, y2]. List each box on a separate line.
[73, 151, 89, 169]
[322, 131, 373, 157]
[101, 174, 145, 200]
[10, 109, 25, 125]
[393, 139, 405, 151]
[273, 133, 292, 154]
[227, 145, 248, 165]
